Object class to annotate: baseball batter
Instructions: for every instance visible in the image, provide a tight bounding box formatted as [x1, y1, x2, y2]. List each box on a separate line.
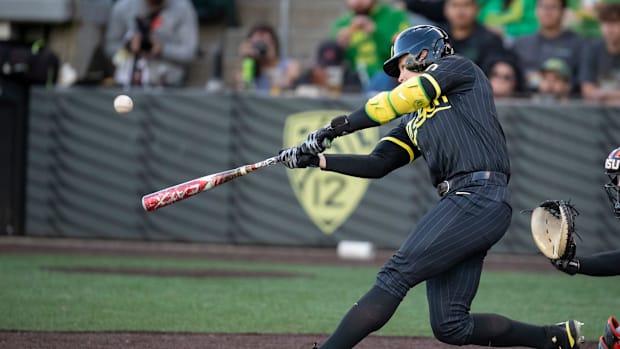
[279, 25, 583, 349]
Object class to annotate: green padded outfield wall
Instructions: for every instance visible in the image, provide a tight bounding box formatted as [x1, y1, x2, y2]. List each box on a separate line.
[25, 88, 619, 254]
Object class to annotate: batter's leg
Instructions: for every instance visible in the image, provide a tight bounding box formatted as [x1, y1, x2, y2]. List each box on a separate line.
[426, 252, 583, 349]
[317, 285, 401, 349]
[317, 190, 511, 349]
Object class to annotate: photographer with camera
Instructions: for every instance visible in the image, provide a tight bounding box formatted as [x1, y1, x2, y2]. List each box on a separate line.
[236, 23, 301, 95]
[104, 0, 199, 87]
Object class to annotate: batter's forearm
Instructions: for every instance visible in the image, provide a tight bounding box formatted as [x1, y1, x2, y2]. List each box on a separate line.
[322, 154, 396, 178]
[321, 141, 410, 178]
[578, 249, 620, 276]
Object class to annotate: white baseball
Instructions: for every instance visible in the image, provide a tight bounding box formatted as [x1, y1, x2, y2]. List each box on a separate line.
[114, 94, 133, 113]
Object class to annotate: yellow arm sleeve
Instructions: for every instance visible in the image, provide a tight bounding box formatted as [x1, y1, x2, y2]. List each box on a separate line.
[364, 74, 440, 124]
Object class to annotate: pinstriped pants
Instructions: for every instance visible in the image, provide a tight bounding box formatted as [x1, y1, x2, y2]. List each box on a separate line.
[375, 182, 512, 344]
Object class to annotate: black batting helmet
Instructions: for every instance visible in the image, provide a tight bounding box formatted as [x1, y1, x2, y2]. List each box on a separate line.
[383, 25, 454, 78]
[604, 146, 620, 218]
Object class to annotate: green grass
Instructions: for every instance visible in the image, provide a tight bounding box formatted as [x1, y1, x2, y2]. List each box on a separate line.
[0, 252, 618, 340]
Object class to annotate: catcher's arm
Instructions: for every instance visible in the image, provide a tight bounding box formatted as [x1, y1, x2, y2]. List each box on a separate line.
[576, 250, 620, 276]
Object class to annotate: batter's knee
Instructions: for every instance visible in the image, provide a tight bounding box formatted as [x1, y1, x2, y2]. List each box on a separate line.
[375, 270, 411, 300]
[430, 317, 473, 345]
[376, 259, 426, 300]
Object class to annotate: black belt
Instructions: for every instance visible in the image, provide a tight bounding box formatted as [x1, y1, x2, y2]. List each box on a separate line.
[437, 171, 508, 197]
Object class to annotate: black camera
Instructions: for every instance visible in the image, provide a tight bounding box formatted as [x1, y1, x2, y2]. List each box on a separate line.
[253, 41, 268, 58]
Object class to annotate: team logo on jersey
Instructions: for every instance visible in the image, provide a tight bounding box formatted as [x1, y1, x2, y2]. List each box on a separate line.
[406, 95, 451, 146]
[283, 110, 379, 234]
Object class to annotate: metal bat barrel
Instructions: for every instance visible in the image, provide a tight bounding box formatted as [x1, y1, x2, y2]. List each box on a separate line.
[141, 156, 280, 212]
[141, 175, 216, 212]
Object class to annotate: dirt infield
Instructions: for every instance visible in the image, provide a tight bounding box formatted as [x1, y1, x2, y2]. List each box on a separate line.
[1, 330, 599, 349]
[0, 236, 587, 349]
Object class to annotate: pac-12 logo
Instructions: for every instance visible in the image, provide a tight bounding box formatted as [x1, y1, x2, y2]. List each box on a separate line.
[283, 110, 379, 234]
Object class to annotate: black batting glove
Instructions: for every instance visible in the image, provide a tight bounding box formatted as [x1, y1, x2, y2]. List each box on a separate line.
[278, 147, 319, 169]
[298, 152, 320, 168]
[301, 127, 334, 155]
[550, 258, 580, 275]
[301, 115, 352, 155]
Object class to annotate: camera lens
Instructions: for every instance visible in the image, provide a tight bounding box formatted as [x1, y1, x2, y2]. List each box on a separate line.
[254, 41, 268, 57]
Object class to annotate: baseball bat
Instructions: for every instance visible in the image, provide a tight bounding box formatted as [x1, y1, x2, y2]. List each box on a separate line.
[141, 156, 280, 212]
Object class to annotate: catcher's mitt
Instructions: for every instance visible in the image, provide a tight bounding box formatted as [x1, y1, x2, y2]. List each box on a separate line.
[528, 200, 579, 259]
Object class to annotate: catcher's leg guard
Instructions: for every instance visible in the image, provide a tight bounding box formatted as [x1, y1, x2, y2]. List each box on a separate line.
[543, 320, 585, 349]
[601, 316, 620, 349]
[600, 336, 610, 349]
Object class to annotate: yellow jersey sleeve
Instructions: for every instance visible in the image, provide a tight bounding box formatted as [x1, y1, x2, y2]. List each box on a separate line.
[364, 74, 441, 124]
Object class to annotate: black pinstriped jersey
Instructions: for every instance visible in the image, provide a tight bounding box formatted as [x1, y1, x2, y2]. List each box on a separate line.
[384, 55, 511, 187]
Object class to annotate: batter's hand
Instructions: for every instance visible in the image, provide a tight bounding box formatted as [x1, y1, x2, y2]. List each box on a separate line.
[278, 147, 319, 169]
[301, 115, 351, 155]
[301, 127, 334, 155]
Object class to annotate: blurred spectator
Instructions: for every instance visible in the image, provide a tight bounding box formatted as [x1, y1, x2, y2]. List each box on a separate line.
[579, 0, 620, 105]
[294, 40, 362, 97]
[331, 0, 410, 93]
[533, 57, 573, 103]
[478, 0, 538, 41]
[564, 0, 600, 38]
[237, 23, 301, 95]
[104, 0, 199, 87]
[510, 0, 583, 92]
[442, 0, 506, 68]
[483, 50, 527, 98]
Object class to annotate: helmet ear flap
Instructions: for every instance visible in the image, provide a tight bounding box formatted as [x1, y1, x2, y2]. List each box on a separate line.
[404, 50, 430, 73]
[404, 55, 416, 71]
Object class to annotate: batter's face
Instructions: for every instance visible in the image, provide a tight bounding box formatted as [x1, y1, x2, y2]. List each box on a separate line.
[397, 55, 422, 83]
